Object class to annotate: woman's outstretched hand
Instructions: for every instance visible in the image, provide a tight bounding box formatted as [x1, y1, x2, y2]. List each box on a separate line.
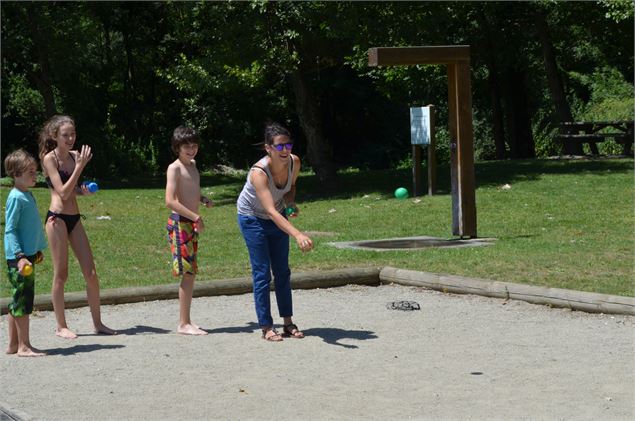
[295, 233, 313, 253]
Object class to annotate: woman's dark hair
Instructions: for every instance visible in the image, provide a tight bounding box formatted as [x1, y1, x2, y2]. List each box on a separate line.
[171, 126, 200, 155]
[264, 122, 291, 145]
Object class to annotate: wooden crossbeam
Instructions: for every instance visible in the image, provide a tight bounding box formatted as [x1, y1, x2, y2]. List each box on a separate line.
[368, 46, 470, 66]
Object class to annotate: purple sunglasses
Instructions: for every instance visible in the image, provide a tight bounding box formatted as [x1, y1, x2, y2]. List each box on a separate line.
[271, 142, 293, 152]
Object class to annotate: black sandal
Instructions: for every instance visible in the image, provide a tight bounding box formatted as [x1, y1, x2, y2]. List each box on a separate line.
[282, 323, 305, 338]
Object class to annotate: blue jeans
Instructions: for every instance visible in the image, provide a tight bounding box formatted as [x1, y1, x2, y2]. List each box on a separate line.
[237, 214, 292, 327]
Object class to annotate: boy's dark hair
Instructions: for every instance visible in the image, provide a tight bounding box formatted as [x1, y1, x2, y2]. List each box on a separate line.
[264, 122, 291, 145]
[171, 126, 201, 156]
[4, 149, 37, 179]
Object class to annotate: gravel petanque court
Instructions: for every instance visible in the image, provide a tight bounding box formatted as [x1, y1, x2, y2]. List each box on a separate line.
[1, 283, 633, 420]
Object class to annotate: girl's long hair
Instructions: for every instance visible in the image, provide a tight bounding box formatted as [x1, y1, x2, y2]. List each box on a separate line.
[38, 115, 75, 174]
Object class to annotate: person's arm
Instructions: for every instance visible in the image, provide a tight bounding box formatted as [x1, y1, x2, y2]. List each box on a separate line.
[43, 146, 92, 200]
[165, 164, 202, 223]
[251, 168, 312, 252]
[282, 155, 301, 214]
[4, 196, 30, 272]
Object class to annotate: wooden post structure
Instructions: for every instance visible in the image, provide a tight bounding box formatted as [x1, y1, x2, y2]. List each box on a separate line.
[427, 105, 437, 196]
[369, 46, 477, 238]
[411, 105, 436, 197]
[412, 143, 423, 197]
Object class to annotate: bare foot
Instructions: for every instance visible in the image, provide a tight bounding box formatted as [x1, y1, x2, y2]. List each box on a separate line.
[56, 328, 78, 339]
[177, 324, 208, 335]
[95, 324, 118, 335]
[6, 345, 18, 355]
[17, 346, 47, 357]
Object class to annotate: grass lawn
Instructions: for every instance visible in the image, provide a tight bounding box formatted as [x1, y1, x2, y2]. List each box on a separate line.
[1, 157, 633, 297]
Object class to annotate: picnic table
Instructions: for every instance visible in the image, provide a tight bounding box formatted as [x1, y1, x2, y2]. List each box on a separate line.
[557, 120, 634, 155]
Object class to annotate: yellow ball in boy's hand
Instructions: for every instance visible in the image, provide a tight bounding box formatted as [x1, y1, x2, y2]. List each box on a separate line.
[21, 264, 33, 276]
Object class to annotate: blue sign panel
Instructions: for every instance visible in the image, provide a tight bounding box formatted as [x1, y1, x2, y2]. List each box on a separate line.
[410, 107, 431, 145]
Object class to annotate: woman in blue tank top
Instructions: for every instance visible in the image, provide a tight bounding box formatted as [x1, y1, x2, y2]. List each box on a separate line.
[237, 122, 313, 341]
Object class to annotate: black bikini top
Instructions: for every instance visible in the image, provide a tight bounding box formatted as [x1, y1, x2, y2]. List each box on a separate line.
[45, 151, 75, 188]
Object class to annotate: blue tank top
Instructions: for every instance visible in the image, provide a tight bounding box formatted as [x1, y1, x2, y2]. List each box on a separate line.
[236, 156, 294, 219]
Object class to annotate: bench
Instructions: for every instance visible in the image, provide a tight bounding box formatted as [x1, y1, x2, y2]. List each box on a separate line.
[557, 121, 634, 155]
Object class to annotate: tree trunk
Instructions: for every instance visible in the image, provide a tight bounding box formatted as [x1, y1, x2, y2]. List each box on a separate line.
[503, 68, 535, 159]
[487, 63, 508, 159]
[535, 8, 582, 155]
[290, 68, 337, 187]
[478, 7, 507, 160]
[25, 7, 57, 117]
[121, 21, 141, 139]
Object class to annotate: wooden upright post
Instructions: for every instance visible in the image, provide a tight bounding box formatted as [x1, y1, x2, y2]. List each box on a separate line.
[428, 104, 437, 196]
[412, 144, 422, 197]
[369, 46, 477, 238]
[447, 62, 476, 237]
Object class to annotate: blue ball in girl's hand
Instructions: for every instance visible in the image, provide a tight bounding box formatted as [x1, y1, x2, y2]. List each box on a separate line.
[83, 182, 99, 193]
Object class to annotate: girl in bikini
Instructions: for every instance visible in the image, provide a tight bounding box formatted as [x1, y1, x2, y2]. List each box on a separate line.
[39, 115, 116, 339]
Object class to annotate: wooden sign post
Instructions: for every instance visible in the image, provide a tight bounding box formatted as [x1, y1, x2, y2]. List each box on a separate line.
[409, 105, 436, 197]
[369, 45, 477, 238]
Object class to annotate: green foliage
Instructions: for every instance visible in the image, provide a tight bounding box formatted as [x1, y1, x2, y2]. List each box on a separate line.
[432, 127, 452, 164]
[395, 153, 413, 170]
[571, 66, 634, 121]
[0, 73, 47, 160]
[1, 1, 633, 176]
[532, 108, 561, 158]
[473, 112, 496, 160]
[2, 73, 46, 124]
[598, 0, 634, 22]
[569, 66, 634, 155]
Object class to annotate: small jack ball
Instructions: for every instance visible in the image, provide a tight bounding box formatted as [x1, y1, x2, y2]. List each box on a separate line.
[285, 206, 298, 217]
[394, 187, 409, 200]
[21, 264, 33, 276]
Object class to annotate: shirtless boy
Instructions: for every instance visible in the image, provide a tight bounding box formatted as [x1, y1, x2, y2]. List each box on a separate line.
[165, 126, 213, 335]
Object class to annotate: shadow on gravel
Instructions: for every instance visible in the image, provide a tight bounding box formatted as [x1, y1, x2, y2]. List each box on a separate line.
[46, 344, 125, 356]
[114, 325, 172, 336]
[303, 327, 378, 349]
[204, 322, 260, 335]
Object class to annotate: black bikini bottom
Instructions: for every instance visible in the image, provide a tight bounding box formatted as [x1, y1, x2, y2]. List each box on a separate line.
[46, 211, 82, 234]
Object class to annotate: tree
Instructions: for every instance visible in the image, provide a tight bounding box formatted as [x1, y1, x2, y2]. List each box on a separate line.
[534, 5, 579, 155]
[2, 1, 632, 178]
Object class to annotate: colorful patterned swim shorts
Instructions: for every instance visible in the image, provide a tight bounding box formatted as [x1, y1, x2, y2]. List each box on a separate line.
[166, 213, 198, 276]
[6, 263, 35, 317]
